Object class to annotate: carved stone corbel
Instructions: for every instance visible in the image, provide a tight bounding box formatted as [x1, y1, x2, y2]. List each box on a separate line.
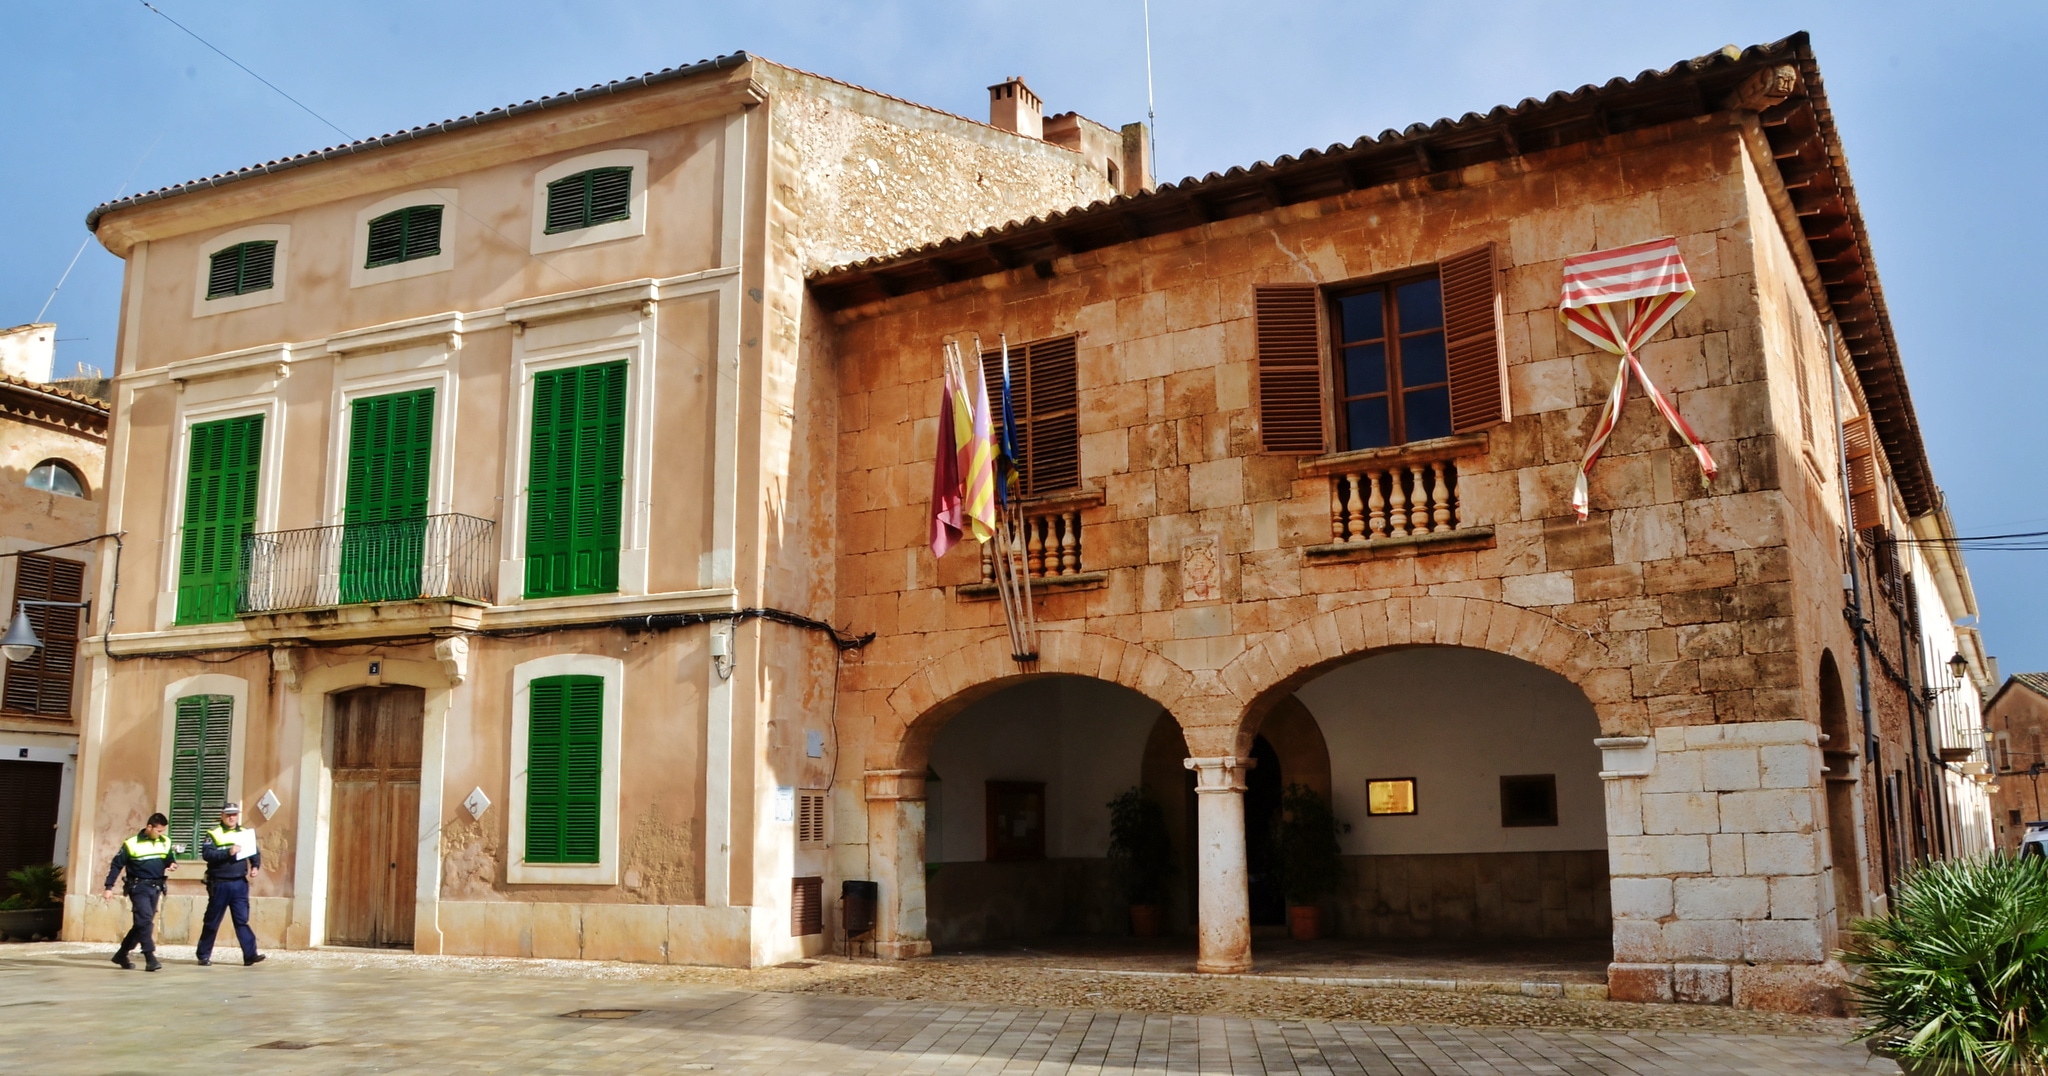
[270, 646, 299, 691]
[434, 635, 470, 686]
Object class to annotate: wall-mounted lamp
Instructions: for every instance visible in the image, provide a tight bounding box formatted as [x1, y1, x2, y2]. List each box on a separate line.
[1949, 652, 1971, 680]
[0, 600, 90, 663]
[710, 626, 734, 681]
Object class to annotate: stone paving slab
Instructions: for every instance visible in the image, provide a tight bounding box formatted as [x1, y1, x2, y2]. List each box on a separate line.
[0, 944, 1899, 1075]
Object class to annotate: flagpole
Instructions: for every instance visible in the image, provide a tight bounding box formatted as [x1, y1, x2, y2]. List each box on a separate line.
[961, 340, 1027, 659]
[999, 333, 1039, 661]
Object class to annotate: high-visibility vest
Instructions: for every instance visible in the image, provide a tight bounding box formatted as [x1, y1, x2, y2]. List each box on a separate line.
[123, 834, 174, 861]
[207, 825, 245, 850]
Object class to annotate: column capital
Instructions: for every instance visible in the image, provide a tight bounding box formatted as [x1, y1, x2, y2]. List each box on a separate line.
[864, 768, 926, 801]
[1183, 755, 1255, 793]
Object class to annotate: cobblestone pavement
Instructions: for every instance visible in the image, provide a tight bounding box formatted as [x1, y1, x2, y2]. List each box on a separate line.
[0, 944, 1899, 1075]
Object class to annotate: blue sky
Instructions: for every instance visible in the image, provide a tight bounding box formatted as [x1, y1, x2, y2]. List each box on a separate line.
[6, 2, 2045, 672]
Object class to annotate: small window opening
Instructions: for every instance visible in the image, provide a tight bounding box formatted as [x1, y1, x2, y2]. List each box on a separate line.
[544, 167, 633, 234]
[25, 459, 85, 498]
[365, 205, 444, 267]
[206, 241, 277, 299]
[1500, 774, 1559, 827]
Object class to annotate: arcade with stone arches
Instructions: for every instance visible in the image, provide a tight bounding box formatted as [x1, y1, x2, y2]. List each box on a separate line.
[862, 613, 1618, 976]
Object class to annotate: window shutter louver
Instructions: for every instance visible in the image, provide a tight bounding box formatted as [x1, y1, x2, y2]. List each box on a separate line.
[797, 792, 826, 846]
[366, 213, 406, 267]
[206, 249, 242, 299]
[341, 390, 433, 604]
[240, 242, 276, 292]
[2, 555, 84, 715]
[205, 241, 277, 299]
[169, 694, 233, 858]
[176, 414, 262, 624]
[525, 362, 626, 598]
[544, 168, 633, 234]
[1842, 415, 1882, 531]
[791, 876, 823, 936]
[978, 338, 1080, 496]
[366, 206, 444, 268]
[1254, 285, 1326, 453]
[526, 675, 603, 865]
[1439, 243, 1512, 433]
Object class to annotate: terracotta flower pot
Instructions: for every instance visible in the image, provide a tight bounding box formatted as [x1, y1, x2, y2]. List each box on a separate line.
[1129, 904, 1162, 938]
[1287, 904, 1320, 941]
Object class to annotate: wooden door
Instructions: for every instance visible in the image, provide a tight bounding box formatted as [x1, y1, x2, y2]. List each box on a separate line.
[327, 686, 423, 947]
[0, 760, 62, 881]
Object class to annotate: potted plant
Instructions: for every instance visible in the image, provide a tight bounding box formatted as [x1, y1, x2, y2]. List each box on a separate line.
[1106, 788, 1174, 937]
[1278, 783, 1346, 941]
[0, 864, 66, 942]
[1843, 854, 2048, 1076]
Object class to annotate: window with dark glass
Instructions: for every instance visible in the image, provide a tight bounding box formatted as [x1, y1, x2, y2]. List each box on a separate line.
[1499, 774, 1559, 827]
[1333, 276, 1451, 450]
[205, 241, 277, 299]
[544, 167, 633, 234]
[365, 205, 443, 267]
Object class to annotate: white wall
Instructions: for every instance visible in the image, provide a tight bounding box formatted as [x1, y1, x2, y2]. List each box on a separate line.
[927, 676, 1162, 862]
[1295, 647, 1606, 856]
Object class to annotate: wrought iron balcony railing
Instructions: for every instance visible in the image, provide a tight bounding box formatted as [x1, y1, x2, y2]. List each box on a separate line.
[238, 513, 497, 614]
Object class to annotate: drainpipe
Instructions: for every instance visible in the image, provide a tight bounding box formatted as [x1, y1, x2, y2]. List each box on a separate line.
[1829, 325, 1892, 900]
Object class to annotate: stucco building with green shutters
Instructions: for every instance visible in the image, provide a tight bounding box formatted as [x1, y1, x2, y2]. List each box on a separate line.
[67, 53, 1146, 961]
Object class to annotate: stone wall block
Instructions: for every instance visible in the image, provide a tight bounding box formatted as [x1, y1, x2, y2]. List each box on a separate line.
[1611, 834, 1709, 876]
[1607, 962, 1675, 1003]
[1699, 748, 1761, 791]
[1743, 919, 1826, 963]
[1663, 918, 1744, 961]
[1604, 778, 1645, 837]
[1759, 744, 1817, 788]
[1674, 876, 1768, 921]
[1641, 749, 1702, 794]
[1610, 876, 1674, 920]
[1743, 833, 1820, 876]
[1709, 833, 1746, 877]
[1731, 963, 1849, 1016]
[1768, 874, 1823, 921]
[1642, 791, 1719, 835]
[1611, 921, 1665, 962]
[1718, 789, 1813, 833]
[1672, 962, 1733, 1005]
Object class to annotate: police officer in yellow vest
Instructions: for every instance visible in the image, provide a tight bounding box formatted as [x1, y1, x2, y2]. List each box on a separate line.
[101, 812, 177, 971]
[195, 803, 265, 967]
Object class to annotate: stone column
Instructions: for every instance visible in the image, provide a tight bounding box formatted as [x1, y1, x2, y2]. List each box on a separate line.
[1184, 755, 1254, 974]
[863, 769, 932, 960]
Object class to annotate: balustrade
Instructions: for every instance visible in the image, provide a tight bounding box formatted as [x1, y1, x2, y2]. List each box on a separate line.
[1327, 460, 1463, 545]
[981, 509, 1085, 582]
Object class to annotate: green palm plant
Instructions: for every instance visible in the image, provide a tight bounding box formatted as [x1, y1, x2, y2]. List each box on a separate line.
[0, 863, 64, 910]
[1843, 855, 2048, 1075]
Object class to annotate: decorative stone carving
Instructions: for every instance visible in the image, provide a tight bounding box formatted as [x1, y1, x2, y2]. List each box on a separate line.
[434, 635, 470, 686]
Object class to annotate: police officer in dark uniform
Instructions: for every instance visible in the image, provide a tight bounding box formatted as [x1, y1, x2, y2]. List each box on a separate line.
[102, 811, 177, 971]
[195, 803, 265, 967]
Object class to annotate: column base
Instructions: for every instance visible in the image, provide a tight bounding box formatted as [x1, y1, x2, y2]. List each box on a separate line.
[874, 939, 931, 960]
[1196, 957, 1252, 975]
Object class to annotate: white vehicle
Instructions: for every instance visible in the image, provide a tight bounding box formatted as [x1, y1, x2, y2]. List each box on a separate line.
[2022, 821, 2048, 859]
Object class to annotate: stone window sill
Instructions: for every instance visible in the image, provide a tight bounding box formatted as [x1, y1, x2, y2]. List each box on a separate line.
[1296, 431, 1489, 478]
[1303, 527, 1495, 562]
[956, 570, 1108, 601]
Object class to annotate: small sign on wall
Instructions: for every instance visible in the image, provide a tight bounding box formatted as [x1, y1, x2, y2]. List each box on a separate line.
[1366, 778, 1417, 816]
[774, 786, 796, 823]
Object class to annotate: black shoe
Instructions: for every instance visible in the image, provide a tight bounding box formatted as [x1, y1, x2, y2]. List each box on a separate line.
[197, 957, 211, 966]
[144, 954, 162, 972]
[112, 952, 134, 970]
[244, 954, 266, 967]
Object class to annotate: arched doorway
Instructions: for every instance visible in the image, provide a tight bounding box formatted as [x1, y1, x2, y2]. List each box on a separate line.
[1262, 645, 1610, 943]
[921, 674, 1173, 949]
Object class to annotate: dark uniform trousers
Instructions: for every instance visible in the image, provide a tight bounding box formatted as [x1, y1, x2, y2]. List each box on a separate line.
[116, 884, 163, 956]
[197, 880, 257, 962]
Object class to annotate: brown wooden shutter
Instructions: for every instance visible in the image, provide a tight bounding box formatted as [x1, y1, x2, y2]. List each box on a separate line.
[1254, 285, 1325, 453]
[3, 554, 84, 716]
[1024, 336, 1079, 493]
[980, 336, 1079, 494]
[1842, 416, 1882, 531]
[1440, 242, 1511, 433]
[791, 876, 823, 936]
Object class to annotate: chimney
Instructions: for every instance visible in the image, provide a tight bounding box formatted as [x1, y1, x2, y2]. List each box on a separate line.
[988, 77, 1043, 140]
[0, 323, 55, 382]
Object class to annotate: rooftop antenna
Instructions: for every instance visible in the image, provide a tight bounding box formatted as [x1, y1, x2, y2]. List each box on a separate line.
[1142, 0, 1159, 176]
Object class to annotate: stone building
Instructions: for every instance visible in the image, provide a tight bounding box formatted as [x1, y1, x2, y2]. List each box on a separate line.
[810, 33, 1988, 1012]
[1986, 674, 2048, 849]
[64, 32, 1993, 1015]
[67, 54, 1144, 963]
[0, 322, 110, 889]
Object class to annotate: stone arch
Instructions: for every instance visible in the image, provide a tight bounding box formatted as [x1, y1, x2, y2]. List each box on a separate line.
[873, 629, 1194, 774]
[1219, 596, 1629, 755]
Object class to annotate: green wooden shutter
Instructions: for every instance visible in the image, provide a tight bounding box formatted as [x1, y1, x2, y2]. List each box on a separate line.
[206, 241, 277, 298]
[340, 389, 434, 604]
[176, 414, 263, 624]
[365, 205, 443, 267]
[526, 674, 603, 864]
[543, 168, 633, 233]
[168, 694, 233, 859]
[524, 362, 625, 598]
